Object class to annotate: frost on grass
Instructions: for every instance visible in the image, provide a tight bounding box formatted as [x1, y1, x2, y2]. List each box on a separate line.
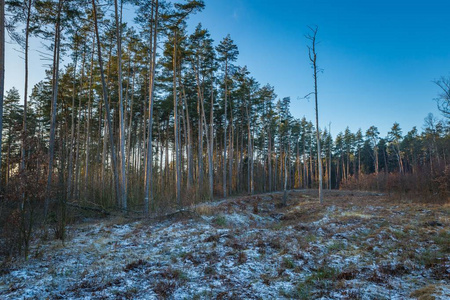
[0, 190, 449, 299]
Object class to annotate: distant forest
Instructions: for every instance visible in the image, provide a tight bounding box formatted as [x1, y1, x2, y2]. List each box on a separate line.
[0, 0, 449, 256]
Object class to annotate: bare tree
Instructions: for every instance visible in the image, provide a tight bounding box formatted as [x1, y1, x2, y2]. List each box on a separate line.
[306, 26, 323, 204]
[434, 76, 450, 119]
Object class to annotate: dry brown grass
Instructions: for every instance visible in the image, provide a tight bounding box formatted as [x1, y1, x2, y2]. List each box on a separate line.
[410, 284, 439, 300]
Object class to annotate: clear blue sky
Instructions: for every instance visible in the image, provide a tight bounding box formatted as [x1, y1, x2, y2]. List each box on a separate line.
[187, 0, 450, 136]
[5, 0, 450, 137]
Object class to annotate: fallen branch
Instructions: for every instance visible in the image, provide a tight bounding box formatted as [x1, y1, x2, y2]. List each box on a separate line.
[66, 202, 110, 216]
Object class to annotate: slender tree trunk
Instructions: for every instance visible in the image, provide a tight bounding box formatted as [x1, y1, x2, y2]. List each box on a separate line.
[302, 140, 306, 188]
[208, 88, 214, 199]
[165, 131, 169, 188]
[223, 60, 228, 198]
[20, 0, 32, 175]
[324, 149, 328, 189]
[374, 146, 379, 176]
[101, 42, 113, 195]
[144, 0, 158, 214]
[329, 145, 332, 190]
[383, 146, 388, 174]
[173, 31, 181, 206]
[74, 52, 84, 200]
[66, 34, 79, 201]
[268, 131, 272, 191]
[0, 0, 4, 187]
[6, 141, 10, 184]
[92, 0, 121, 207]
[45, 0, 63, 217]
[246, 98, 253, 194]
[228, 121, 233, 195]
[307, 27, 323, 203]
[358, 149, 361, 177]
[114, 0, 126, 210]
[274, 143, 278, 190]
[83, 35, 95, 202]
[181, 83, 193, 191]
[250, 130, 254, 194]
[126, 66, 134, 185]
[197, 81, 203, 194]
[283, 148, 288, 205]
[309, 146, 313, 187]
[196, 67, 213, 199]
[335, 156, 340, 189]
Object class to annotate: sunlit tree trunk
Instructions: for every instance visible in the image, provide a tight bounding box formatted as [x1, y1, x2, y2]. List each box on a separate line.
[45, 0, 63, 217]
[208, 88, 214, 199]
[114, 0, 127, 210]
[92, 0, 121, 206]
[144, 0, 158, 214]
[283, 149, 288, 205]
[307, 26, 323, 204]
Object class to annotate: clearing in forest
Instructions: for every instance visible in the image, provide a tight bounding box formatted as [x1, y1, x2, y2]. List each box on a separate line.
[0, 190, 449, 299]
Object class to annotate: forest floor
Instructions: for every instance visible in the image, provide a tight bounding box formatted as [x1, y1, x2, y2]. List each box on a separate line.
[0, 190, 449, 299]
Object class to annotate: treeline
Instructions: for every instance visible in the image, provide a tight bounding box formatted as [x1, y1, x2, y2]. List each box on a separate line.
[1, 0, 449, 258]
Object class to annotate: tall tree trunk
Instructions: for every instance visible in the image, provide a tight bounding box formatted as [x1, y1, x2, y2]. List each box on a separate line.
[84, 47, 95, 200]
[223, 59, 228, 198]
[374, 146, 379, 176]
[282, 149, 288, 205]
[246, 98, 253, 194]
[0, 0, 4, 186]
[274, 143, 278, 190]
[195, 65, 212, 199]
[308, 26, 323, 204]
[302, 140, 306, 188]
[20, 0, 32, 174]
[329, 146, 332, 190]
[181, 83, 193, 191]
[208, 88, 214, 199]
[74, 52, 84, 200]
[268, 131, 272, 191]
[83, 35, 95, 202]
[144, 0, 158, 214]
[173, 30, 181, 206]
[125, 66, 134, 187]
[325, 149, 328, 189]
[228, 118, 233, 195]
[92, 0, 121, 207]
[45, 0, 63, 217]
[66, 33, 79, 201]
[101, 42, 113, 196]
[358, 149, 361, 178]
[197, 82, 203, 194]
[114, 0, 126, 210]
[296, 141, 300, 188]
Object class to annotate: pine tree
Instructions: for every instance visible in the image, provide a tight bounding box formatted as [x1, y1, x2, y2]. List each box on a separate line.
[216, 34, 238, 198]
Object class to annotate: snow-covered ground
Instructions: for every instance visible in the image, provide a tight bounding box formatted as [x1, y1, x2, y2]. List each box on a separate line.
[1, 190, 449, 299]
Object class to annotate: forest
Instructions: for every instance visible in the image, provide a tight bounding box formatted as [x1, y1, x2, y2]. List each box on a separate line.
[0, 0, 449, 298]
